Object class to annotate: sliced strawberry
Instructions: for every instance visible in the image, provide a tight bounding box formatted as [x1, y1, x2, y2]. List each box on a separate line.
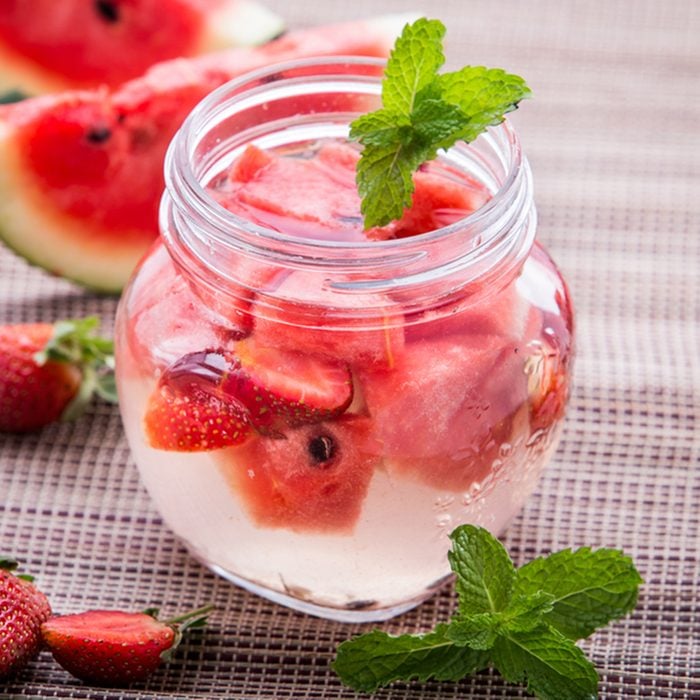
[144, 351, 251, 451]
[218, 416, 379, 532]
[222, 338, 353, 430]
[41, 605, 212, 686]
[144, 387, 251, 451]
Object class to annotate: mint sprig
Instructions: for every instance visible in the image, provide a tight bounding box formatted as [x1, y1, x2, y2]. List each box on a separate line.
[333, 525, 642, 699]
[349, 18, 531, 229]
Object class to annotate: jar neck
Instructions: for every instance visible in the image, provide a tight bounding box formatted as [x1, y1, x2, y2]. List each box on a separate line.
[161, 57, 536, 315]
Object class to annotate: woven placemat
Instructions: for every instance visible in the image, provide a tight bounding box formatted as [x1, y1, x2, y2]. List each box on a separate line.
[1, 1, 698, 697]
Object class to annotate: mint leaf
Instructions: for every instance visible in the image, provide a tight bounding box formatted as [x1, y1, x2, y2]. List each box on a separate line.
[436, 67, 532, 145]
[349, 108, 406, 148]
[448, 524, 515, 614]
[334, 526, 641, 697]
[491, 625, 598, 700]
[410, 91, 467, 152]
[447, 591, 555, 649]
[382, 17, 446, 116]
[513, 548, 643, 640]
[501, 591, 556, 633]
[350, 18, 531, 228]
[446, 613, 499, 650]
[352, 132, 428, 228]
[333, 625, 488, 693]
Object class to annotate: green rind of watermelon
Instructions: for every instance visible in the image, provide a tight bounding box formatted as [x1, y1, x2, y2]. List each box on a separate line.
[0, 121, 145, 291]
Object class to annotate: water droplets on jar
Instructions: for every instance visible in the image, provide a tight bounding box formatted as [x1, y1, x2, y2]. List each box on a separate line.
[435, 513, 453, 530]
[461, 481, 484, 507]
[434, 495, 455, 511]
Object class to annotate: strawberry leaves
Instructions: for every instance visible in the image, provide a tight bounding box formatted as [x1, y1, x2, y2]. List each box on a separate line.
[333, 525, 642, 698]
[35, 316, 117, 419]
[350, 18, 531, 228]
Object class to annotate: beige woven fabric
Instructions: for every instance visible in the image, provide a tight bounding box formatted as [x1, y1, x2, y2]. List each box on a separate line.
[1, 0, 698, 697]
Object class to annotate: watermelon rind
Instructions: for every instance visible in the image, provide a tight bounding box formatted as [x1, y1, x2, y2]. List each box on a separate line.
[0, 122, 145, 292]
[200, 0, 285, 50]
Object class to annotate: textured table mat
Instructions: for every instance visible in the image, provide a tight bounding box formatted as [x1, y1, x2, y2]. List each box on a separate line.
[1, 1, 698, 697]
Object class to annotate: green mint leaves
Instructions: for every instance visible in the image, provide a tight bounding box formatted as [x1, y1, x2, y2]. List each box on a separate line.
[349, 18, 531, 229]
[333, 525, 642, 699]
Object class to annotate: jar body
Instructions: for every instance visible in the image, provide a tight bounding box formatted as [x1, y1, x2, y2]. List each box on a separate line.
[115, 59, 574, 621]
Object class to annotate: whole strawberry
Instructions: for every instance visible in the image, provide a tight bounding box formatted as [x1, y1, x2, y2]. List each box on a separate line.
[0, 316, 116, 432]
[42, 604, 213, 686]
[0, 556, 52, 679]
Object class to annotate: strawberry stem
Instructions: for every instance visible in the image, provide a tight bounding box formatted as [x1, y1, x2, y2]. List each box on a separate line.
[33, 316, 118, 422]
[165, 603, 215, 627]
[159, 604, 215, 663]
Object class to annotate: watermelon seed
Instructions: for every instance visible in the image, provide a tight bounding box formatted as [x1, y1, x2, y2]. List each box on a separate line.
[94, 0, 120, 23]
[86, 126, 112, 144]
[308, 434, 336, 466]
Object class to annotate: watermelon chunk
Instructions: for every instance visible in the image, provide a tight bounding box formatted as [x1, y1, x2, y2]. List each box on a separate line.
[0, 14, 415, 291]
[218, 416, 379, 532]
[121, 245, 241, 374]
[214, 142, 489, 242]
[358, 334, 530, 491]
[250, 271, 405, 371]
[403, 281, 533, 344]
[0, 0, 284, 94]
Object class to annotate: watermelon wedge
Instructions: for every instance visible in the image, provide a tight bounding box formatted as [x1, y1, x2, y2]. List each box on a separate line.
[0, 0, 284, 94]
[0, 14, 415, 291]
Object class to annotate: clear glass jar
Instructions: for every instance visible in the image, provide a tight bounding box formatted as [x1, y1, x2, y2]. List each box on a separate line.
[115, 57, 574, 622]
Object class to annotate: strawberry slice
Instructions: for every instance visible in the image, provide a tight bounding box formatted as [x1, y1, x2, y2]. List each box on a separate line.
[143, 350, 251, 451]
[144, 386, 251, 451]
[222, 338, 353, 430]
[143, 342, 352, 449]
[41, 605, 212, 686]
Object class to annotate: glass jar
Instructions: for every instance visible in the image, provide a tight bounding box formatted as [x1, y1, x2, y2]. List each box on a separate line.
[115, 57, 574, 622]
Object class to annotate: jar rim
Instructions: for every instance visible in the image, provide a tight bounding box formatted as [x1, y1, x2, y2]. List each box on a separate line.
[166, 55, 525, 257]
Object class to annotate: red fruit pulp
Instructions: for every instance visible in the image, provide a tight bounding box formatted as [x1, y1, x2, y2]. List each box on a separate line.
[0, 563, 51, 679]
[218, 416, 379, 532]
[41, 610, 174, 684]
[0, 323, 81, 432]
[223, 339, 354, 429]
[358, 334, 529, 491]
[209, 142, 490, 367]
[0, 0, 204, 87]
[4, 18, 403, 257]
[212, 143, 490, 242]
[123, 245, 240, 374]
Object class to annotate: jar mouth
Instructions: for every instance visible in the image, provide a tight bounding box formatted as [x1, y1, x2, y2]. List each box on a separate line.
[163, 56, 535, 301]
[169, 56, 522, 247]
